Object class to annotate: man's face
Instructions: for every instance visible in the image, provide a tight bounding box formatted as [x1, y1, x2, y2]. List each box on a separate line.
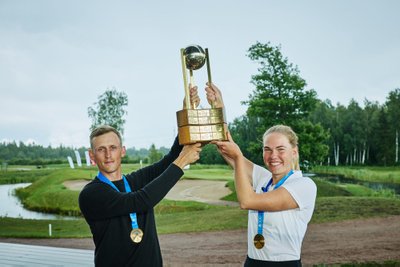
[89, 132, 126, 176]
[263, 132, 297, 179]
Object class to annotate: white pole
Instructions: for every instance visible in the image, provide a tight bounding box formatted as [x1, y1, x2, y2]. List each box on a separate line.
[396, 130, 398, 163]
[67, 156, 75, 169]
[49, 224, 52, 237]
[85, 151, 91, 166]
[74, 151, 82, 167]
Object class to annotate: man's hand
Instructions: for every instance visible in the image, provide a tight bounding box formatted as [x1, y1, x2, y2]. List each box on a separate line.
[205, 82, 224, 108]
[173, 143, 202, 169]
[183, 84, 200, 109]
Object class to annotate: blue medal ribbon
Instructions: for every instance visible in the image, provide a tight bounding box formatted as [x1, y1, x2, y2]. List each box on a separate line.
[97, 171, 139, 230]
[257, 170, 294, 235]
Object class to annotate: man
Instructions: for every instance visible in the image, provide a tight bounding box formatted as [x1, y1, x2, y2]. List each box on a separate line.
[79, 88, 202, 266]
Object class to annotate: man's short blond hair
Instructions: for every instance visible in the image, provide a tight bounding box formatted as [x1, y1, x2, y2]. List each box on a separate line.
[89, 125, 122, 149]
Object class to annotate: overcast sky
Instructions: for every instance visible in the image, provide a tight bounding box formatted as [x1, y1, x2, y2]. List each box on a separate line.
[1, 1, 399, 149]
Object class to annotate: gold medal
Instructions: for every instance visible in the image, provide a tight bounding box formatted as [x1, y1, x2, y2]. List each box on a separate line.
[130, 228, 143, 243]
[253, 234, 265, 249]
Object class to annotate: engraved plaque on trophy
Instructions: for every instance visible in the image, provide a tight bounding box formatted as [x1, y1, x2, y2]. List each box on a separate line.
[177, 45, 228, 145]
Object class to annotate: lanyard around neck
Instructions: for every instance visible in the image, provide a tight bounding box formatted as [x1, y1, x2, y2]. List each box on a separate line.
[262, 169, 294, 193]
[257, 170, 294, 235]
[97, 171, 139, 230]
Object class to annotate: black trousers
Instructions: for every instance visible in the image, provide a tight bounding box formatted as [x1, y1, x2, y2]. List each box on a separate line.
[244, 256, 302, 267]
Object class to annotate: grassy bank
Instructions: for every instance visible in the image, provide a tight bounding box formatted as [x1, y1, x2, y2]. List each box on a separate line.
[1, 195, 399, 237]
[313, 165, 400, 184]
[10, 164, 233, 216]
[0, 168, 54, 185]
[0, 164, 400, 238]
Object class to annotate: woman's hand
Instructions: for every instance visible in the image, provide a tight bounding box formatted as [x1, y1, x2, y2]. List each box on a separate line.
[213, 131, 242, 161]
[205, 82, 224, 108]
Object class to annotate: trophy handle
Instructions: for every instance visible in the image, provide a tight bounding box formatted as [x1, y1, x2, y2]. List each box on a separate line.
[180, 48, 192, 109]
[205, 48, 215, 109]
[189, 69, 195, 99]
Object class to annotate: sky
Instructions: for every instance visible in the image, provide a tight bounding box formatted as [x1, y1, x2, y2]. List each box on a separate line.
[0, 0, 399, 149]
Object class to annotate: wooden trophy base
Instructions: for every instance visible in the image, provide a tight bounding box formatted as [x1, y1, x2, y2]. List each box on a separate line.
[176, 108, 227, 145]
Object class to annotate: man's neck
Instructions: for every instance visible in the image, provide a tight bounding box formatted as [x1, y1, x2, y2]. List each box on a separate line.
[100, 171, 122, 182]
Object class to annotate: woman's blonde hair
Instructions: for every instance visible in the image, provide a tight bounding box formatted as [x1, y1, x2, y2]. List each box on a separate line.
[262, 125, 300, 170]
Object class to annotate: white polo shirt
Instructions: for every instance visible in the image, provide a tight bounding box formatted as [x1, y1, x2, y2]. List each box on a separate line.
[247, 164, 317, 261]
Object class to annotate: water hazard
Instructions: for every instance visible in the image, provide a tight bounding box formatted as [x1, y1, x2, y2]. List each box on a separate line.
[0, 183, 77, 220]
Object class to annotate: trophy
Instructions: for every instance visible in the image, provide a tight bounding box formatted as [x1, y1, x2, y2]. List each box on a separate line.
[177, 45, 228, 145]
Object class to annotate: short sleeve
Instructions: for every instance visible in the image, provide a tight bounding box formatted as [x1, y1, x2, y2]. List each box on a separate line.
[252, 164, 272, 191]
[283, 177, 317, 210]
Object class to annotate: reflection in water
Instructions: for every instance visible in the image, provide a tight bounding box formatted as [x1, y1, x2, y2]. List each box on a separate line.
[0, 183, 77, 220]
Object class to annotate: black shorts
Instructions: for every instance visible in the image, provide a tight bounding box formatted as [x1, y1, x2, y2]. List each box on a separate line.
[244, 256, 302, 267]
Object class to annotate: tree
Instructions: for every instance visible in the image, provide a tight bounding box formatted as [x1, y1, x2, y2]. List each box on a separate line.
[295, 121, 330, 167]
[148, 144, 163, 164]
[229, 115, 262, 165]
[198, 144, 226, 165]
[370, 107, 392, 165]
[363, 100, 381, 165]
[341, 99, 366, 165]
[309, 99, 338, 165]
[88, 88, 128, 136]
[244, 42, 318, 128]
[240, 42, 329, 166]
[386, 88, 400, 164]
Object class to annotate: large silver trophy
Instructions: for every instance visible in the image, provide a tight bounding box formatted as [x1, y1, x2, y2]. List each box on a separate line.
[177, 45, 227, 145]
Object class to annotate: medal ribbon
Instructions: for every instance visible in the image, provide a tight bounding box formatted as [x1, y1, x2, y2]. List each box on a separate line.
[257, 170, 294, 235]
[97, 171, 139, 230]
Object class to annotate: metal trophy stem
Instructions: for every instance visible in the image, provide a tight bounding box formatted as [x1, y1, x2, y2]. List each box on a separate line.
[180, 48, 191, 109]
[205, 48, 214, 108]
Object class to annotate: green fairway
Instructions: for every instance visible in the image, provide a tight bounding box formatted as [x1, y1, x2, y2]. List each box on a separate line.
[0, 164, 399, 238]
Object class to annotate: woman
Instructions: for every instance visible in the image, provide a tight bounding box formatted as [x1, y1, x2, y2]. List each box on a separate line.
[207, 83, 317, 267]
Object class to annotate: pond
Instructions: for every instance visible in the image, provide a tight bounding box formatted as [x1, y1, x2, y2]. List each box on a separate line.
[316, 174, 400, 195]
[0, 183, 78, 220]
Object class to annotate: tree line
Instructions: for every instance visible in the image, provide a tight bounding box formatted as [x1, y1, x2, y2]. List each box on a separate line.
[0, 142, 170, 166]
[309, 92, 400, 166]
[2, 42, 399, 168]
[224, 90, 400, 167]
[223, 42, 399, 167]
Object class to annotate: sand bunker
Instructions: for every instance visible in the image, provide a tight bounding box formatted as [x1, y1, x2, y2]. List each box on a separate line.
[63, 178, 235, 205]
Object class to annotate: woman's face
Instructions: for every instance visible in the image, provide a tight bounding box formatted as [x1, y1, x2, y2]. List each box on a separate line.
[263, 132, 297, 179]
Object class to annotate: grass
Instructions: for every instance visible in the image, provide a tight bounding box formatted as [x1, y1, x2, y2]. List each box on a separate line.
[156, 207, 247, 233]
[0, 168, 54, 185]
[0, 164, 400, 239]
[1, 195, 399, 237]
[14, 168, 95, 216]
[313, 177, 397, 198]
[312, 197, 400, 223]
[313, 165, 400, 184]
[221, 180, 238, 201]
[313, 178, 353, 197]
[0, 204, 247, 237]
[183, 168, 234, 181]
[0, 217, 91, 238]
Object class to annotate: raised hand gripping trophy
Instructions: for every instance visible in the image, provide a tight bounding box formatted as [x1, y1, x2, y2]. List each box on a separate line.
[177, 45, 228, 145]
